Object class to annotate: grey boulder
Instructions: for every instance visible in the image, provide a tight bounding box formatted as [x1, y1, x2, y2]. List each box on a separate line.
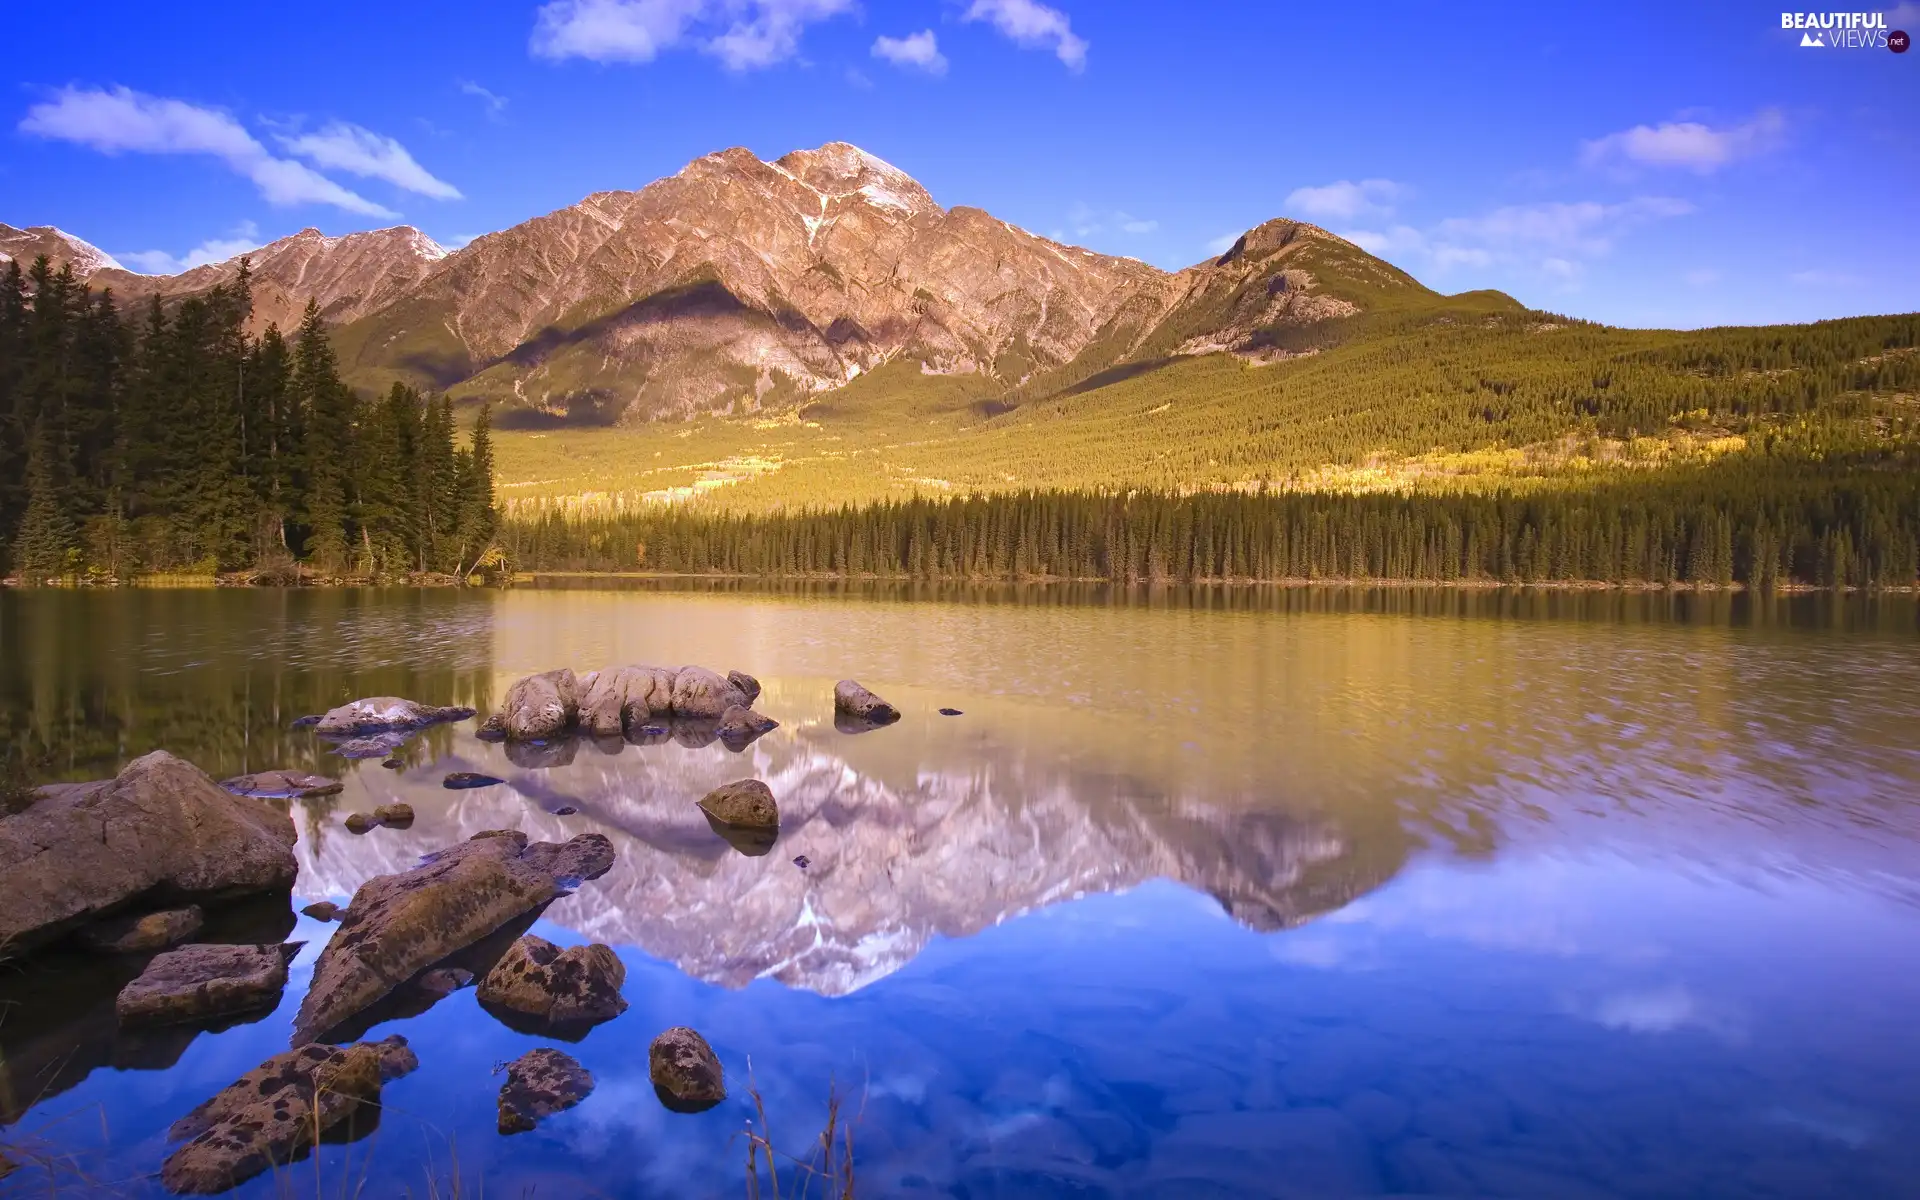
[833, 679, 900, 723]
[498, 1047, 594, 1134]
[116, 942, 302, 1028]
[697, 780, 778, 831]
[290, 830, 614, 1045]
[313, 697, 474, 737]
[162, 1035, 417, 1194]
[479, 669, 580, 740]
[0, 751, 298, 958]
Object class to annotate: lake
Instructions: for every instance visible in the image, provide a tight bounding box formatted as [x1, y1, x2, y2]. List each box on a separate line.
[2, 584, 1918, 1198]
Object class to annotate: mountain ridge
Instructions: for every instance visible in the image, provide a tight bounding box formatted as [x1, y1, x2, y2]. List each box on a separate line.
[5, 142, 1520, 424]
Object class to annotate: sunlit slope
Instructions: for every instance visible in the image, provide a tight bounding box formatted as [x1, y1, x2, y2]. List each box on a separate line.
[490, 309, 1920, 515]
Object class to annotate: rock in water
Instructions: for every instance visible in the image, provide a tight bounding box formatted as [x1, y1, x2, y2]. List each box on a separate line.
[477, 936, 628, 1032]
[218, 770, 342, 800]
[649, 1027, 725, 1112]
[479, 669, 580, 741]
[416, 967, 475, 996]
[290, 831, 614, 1046]
[0, 751, 298, 958]
[670, 666, 753, 719]
[116, 943, 302, 1028]
[727, 671, 763, 705]
[834, 679, 900, 724]
[373, 803, 414, 827]
[443, 772, 505, 790]
[577, 665, 676, 736]
[301, 901, 343, 923]
[697, 780, 778, 830]
[939, 707, 964, 717]
[329, 734, 411, 760]
[716, 704, 779, 745]
[498, 1047, 594, 1134]
[78, 906, 205, 954]
[313, 697, 475, 737]
[161, 1035, 417, 1194]
[344, 812, 376, 834]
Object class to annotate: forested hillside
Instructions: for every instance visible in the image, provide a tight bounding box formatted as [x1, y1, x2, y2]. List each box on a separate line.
[0, 256, 499, 582]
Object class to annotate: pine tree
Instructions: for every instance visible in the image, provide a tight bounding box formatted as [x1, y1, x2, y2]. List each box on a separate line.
[15, 426, 77, 584]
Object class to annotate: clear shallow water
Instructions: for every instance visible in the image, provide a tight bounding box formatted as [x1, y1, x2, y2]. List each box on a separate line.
[2, 585, 1918, 1198]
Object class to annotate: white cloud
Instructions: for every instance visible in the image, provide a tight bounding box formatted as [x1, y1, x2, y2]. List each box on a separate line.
[873, 30, 948, 75]
[18, 86, 395, 217]
[1066, 202, 1155, 240]
[459, 80, 509, 118]
[119, 221, 264, 276]
[1205, 231, 1242, 256]
[1581, 109, 1786, 174]
[278, 123, 461, 200]
[1789, 268, 1865, 287]
[963, 0, 1088, 71]
[530, 0, 853, 70]
[1284, 178, 1403, 222]
[1342, 196, 1694, 286]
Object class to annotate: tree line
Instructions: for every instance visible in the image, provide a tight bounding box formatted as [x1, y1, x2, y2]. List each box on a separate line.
[0, 256, 499, 582]
[503, 456, 1920, 590]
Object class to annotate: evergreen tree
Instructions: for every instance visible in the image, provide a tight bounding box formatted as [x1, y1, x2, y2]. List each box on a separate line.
[15, 426, 77, 584]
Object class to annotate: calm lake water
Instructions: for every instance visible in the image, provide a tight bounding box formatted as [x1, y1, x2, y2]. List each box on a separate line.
[2, 585, 1919, 1198]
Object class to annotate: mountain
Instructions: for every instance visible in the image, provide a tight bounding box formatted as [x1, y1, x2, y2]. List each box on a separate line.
[0, 223, 123, 276]
[8, 143, 1518, 425]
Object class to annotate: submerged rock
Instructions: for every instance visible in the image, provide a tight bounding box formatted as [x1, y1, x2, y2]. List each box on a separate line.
[477, 935, 627, 1034]
[79, 906, 205, 954]
[697, 780, 778, 831]
[443, 772, 505, 790]
[834, 680, 900, 724]
[116, 942, 302, 1029]
[313, 697, 475, 737]
[218, 770, 341, 800]
[649, 1026, 725, 1112]
[290, 831, 614, 1045]
[716, 704, 779, 746]
[498, 1047, 594, 1134]
[0, 751, 298, 958]
[161, 1035, 417, 1194]
[301, 901, 343, 923]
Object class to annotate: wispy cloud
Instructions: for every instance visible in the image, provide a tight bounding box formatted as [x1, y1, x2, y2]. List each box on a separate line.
[1285, 178, 1404, 222]
[1581, 109, 1786, 174]
[19, 86, 395, 217]
[277, 123, 460, 200]
[873, 30, 948, 75]
[1344, 196, 1695, 286]
[1789, 268, 1865, 287]
[1205, 231, 1242, 256]
[1066, 202, 1155, 240]
[530, 0, 854, 71]
[119, 220, 264, 276]
[459, 80, 509, 119]
[962, 0, 1088, 71]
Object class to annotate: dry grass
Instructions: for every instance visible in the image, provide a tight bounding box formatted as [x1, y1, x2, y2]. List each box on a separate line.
[738, 1061, 861, 1200]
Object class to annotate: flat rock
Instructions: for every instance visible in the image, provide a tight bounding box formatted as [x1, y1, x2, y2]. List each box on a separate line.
[443, 772, 505, 790]
[478, 936, 627, 1032]
[498, 1047, 594, 1134]
[313, 697, 475, 737]
[0, 751, 298, 958]
[716, 704, 779, 745]
[834, 679, 900, 723]
[218, 771, 341, 800]
[697, 779, 778, 831]
[78, 905, 204, 954]
[649, 1026, 725, 1112]
[162, 1035, 417, 1194]
[116, 942, 302, 1029]
[939, 707, 964, 716]
[301, 901, 343, 922]
[290, 831, 614, 1045]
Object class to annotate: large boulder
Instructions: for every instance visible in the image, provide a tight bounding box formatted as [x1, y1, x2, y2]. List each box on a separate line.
[313, 697, 474, 737]
[833, 680, 900, 723]
[717, 705, 779, 746]
[290, 831, 614, 1045]
[670, 666, 752, 719]
[479, 669, 580, 740]
[79, 906, 204, 954]
[727, 671, 763, 706]
[477, 935, 627, 1033]
[649, 1026, 726, 1112]
[0, 751, 298, 957]
[162, 1035, 417, 1194]
[116, 942, 302, 1029]
[577, 665, 676, 736]
[697, 780, 778, 831]
[498, 1047, 594, 1134]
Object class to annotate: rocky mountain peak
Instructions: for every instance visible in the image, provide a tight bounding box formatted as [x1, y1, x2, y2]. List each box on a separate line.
[771, 142, 938, 218]
[0, 223, 125, 274]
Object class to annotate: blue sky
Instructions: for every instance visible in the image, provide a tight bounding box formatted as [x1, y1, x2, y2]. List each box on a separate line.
[2, 0, 1915, 328]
